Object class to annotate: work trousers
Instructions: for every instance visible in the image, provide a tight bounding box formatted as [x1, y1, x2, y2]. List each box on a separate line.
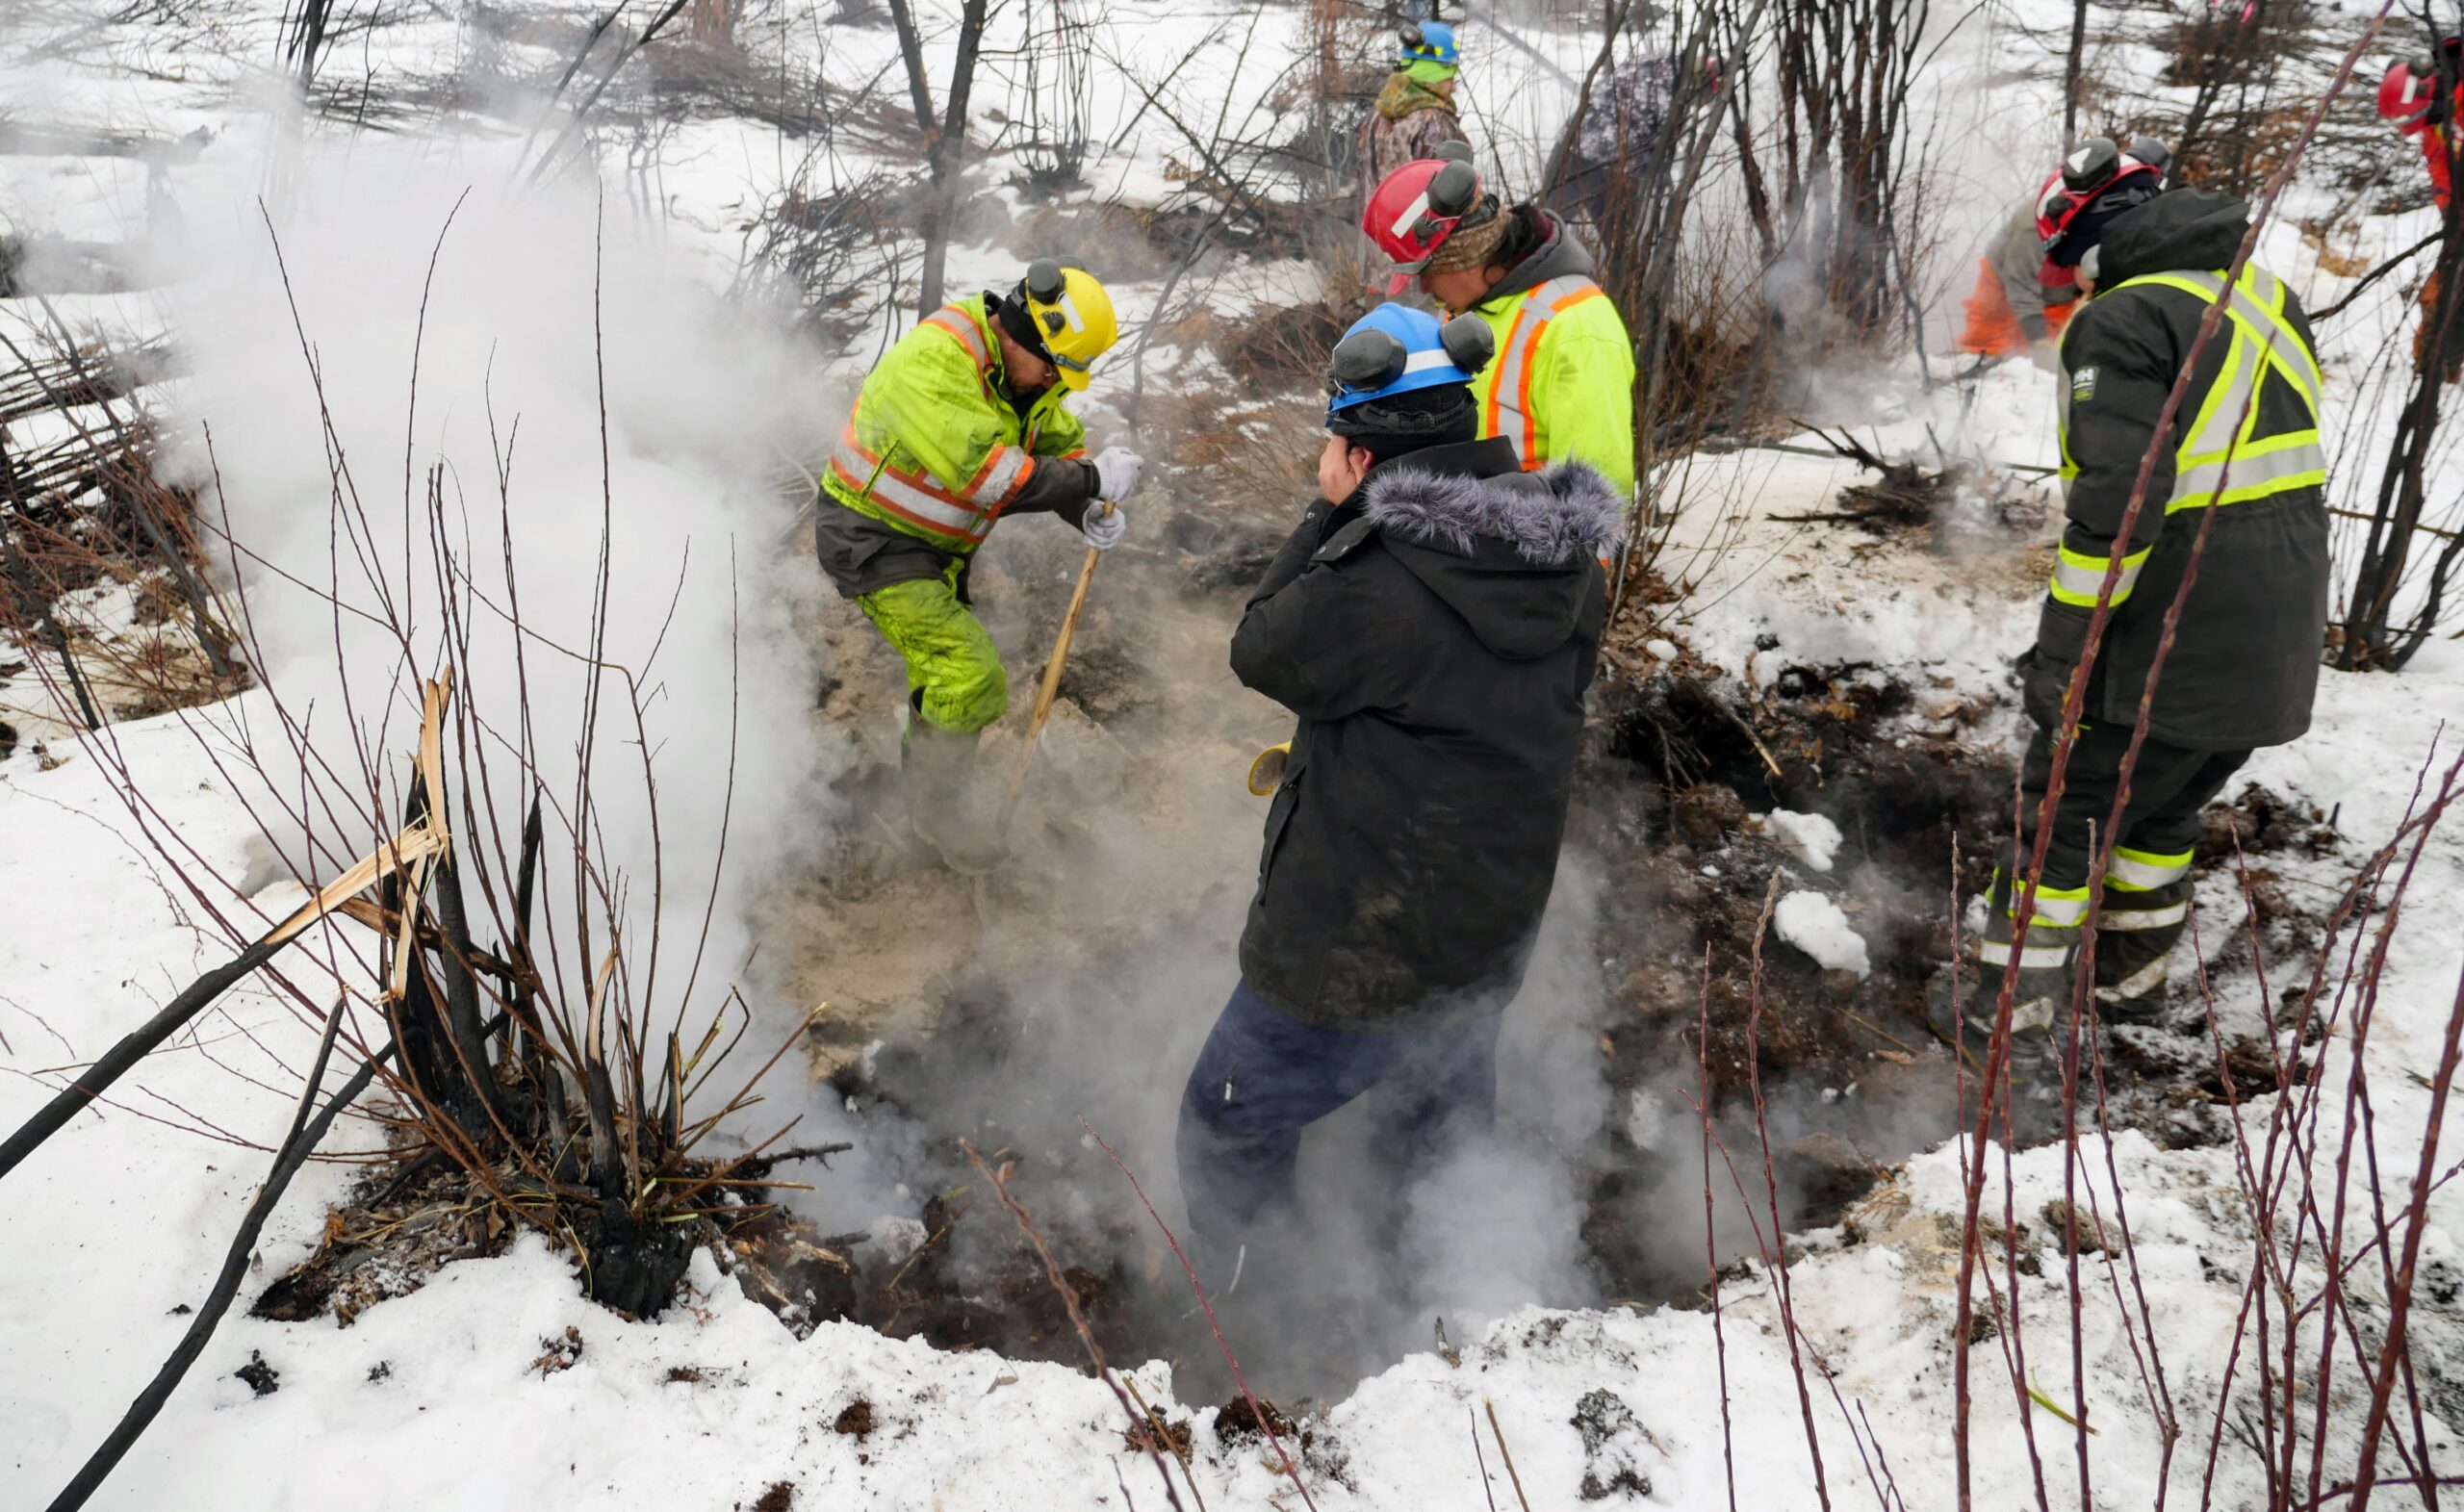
[1957, 257, 2076, 357]
[855, 563, 1008, 734]
[1985, 721, 2247, 973]
[1176, 980, 1501, 1269]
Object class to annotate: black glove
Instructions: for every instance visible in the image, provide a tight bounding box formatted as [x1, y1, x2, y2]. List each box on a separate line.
[2022, 601, 2092, 729]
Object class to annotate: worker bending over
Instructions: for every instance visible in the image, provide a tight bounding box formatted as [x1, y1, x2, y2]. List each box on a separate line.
[1938, 185, 2329, 1062]
[1364, 154, 1637, 497]
[1178, 302, 1615, 1289]
[813, 260, 1145, 869]
[1357, 21, 1469, 209]
[1959, 136, 2169, 369]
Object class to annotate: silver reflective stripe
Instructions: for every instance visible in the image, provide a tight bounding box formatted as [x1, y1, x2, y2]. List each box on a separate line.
[2107, 852, 2190, 890]
[1977, 936, 2073, 969]
[2170, 440, 2326, 502]
[868, 470, 990, 536]
[2051, 551, 2143, 603]
[2101, 901, 2190, 931]
[969, 445, 1030, 506]
[834, 435, 991, 537]
[2026, 890, 2092, 928]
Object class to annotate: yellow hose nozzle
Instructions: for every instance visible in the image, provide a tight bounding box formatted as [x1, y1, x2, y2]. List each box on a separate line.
[1246, 742, 1291, 797]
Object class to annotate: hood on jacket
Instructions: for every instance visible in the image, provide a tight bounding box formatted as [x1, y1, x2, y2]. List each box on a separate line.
[1362, 450, 1620, 659]
[2092, 189, 2249, 288]
[1375, 71, 1456, 121]
[1488, 209, 1597, 301]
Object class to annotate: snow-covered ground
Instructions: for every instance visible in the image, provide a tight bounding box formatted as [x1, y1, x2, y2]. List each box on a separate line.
[7, 0, 2464, 1507]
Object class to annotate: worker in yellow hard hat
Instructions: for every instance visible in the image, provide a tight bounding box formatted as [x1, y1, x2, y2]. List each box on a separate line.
[814, 259, 1143, 869]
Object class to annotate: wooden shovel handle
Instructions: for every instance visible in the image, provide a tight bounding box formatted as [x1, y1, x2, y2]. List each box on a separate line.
[1004, 502, 1113, 806]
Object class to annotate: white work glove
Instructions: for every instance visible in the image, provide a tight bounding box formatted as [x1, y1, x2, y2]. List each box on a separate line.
[1080, 500, 1127, 551]
[1091, 446, 1145, 502]
[2029, 341, 2062, 375]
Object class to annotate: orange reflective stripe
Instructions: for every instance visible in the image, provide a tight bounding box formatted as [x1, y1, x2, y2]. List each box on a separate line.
[1483, 275, 1599, 470]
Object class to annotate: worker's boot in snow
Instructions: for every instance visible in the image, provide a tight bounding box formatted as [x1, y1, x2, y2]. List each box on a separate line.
[2092, 876, 2191, 1025]
[1927, 889, 2084, 1104]
[901, 718, 1006, 874]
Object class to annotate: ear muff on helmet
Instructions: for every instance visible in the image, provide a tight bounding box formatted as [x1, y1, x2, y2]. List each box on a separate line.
[1326, 327, 1410, 397]
[1426, 159, 1479, 219]
[1399, 22, 1425, 51]
[1439, 314, 1494, 373]
[1432, 140, 1475, 168]
[2125, 136, 2172, 177]
[2063, 136, 2122, 193]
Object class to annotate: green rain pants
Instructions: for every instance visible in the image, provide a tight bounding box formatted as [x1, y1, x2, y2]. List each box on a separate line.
[856, 567, 1010, 734]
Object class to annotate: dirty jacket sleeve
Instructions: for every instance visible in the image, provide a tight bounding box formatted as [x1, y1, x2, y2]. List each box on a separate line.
[1987, 204, 2057, 342]
[992, 397, 1096, 523]
[2034, 290, 2179, 717]
[1230, 520, 1427, 723]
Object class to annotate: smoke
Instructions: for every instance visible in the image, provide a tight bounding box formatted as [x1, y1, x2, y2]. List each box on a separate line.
[155, 117, 845, 1050]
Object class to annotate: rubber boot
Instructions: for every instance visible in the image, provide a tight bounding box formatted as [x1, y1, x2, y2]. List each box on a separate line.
[901, 716, 1006, 874]
[2094, 876, 2191, 1025]
[1926, 884, 2083, 1113]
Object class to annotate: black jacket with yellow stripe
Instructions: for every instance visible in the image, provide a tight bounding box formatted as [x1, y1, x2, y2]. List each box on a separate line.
[2041, 189, 2330, 751]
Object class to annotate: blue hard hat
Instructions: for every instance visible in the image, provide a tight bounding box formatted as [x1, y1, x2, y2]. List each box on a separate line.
[1324, 302, 1494, 423]
[1398, 19, 1459, 66]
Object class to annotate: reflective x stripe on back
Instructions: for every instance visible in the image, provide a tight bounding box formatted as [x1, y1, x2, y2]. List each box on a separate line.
[1481, 275, 1604, 468]
[2106, 267, 2326, 514]
[2048, 264, 2324, 609]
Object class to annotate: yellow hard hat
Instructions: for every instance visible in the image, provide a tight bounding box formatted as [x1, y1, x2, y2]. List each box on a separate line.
[1020, 259, 1118, 392]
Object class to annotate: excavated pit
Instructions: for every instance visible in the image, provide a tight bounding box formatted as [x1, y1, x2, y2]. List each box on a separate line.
[252, 477, 2344, 1404]
[764, 484, 2350, 1399]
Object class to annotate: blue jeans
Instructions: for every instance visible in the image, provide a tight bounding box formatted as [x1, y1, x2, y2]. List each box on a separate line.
[1175, 980, 1502, 1266]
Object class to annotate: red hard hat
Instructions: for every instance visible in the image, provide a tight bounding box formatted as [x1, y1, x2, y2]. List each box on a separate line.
[2381, 58, 2438, 130]
[1362, 156, 1484, 295]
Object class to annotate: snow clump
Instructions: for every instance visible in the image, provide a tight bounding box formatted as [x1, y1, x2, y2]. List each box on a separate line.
[1757, 808, 1844, 872]
[1774, 890, 1870, 976]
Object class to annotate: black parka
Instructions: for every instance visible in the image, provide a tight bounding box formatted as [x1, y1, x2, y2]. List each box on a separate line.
[1230, 437, 1616, 1031]
[2040, 189, 2330, 751]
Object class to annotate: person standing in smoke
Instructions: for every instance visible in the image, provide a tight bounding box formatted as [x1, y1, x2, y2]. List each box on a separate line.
[1176, 302, 1616, 1293]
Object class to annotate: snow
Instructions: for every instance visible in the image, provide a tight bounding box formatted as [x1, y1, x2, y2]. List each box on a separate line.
[1758, 807, 1844, 872]
[1773, 889, 1872, 977]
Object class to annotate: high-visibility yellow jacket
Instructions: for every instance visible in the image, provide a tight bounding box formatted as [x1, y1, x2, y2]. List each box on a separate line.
[1464, 215, 1636, 497]
[822, 295, 1088, 554]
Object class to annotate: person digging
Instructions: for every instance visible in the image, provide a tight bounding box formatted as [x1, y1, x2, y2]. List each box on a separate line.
[812, 259, 1145, 871]
[1176, 301, 1617, 1307]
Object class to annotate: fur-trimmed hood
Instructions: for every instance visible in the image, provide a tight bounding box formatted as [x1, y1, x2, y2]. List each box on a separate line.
[1352, 441, 1620, 660]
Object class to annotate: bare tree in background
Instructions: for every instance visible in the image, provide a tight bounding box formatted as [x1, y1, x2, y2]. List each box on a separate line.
[1721, 0, 1932, 356]
[887, 0, 992, 315]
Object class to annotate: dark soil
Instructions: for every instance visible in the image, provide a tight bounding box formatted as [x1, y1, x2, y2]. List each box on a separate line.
[832, 1398, 876, 1440]
[234, 1350, 279, 1397]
